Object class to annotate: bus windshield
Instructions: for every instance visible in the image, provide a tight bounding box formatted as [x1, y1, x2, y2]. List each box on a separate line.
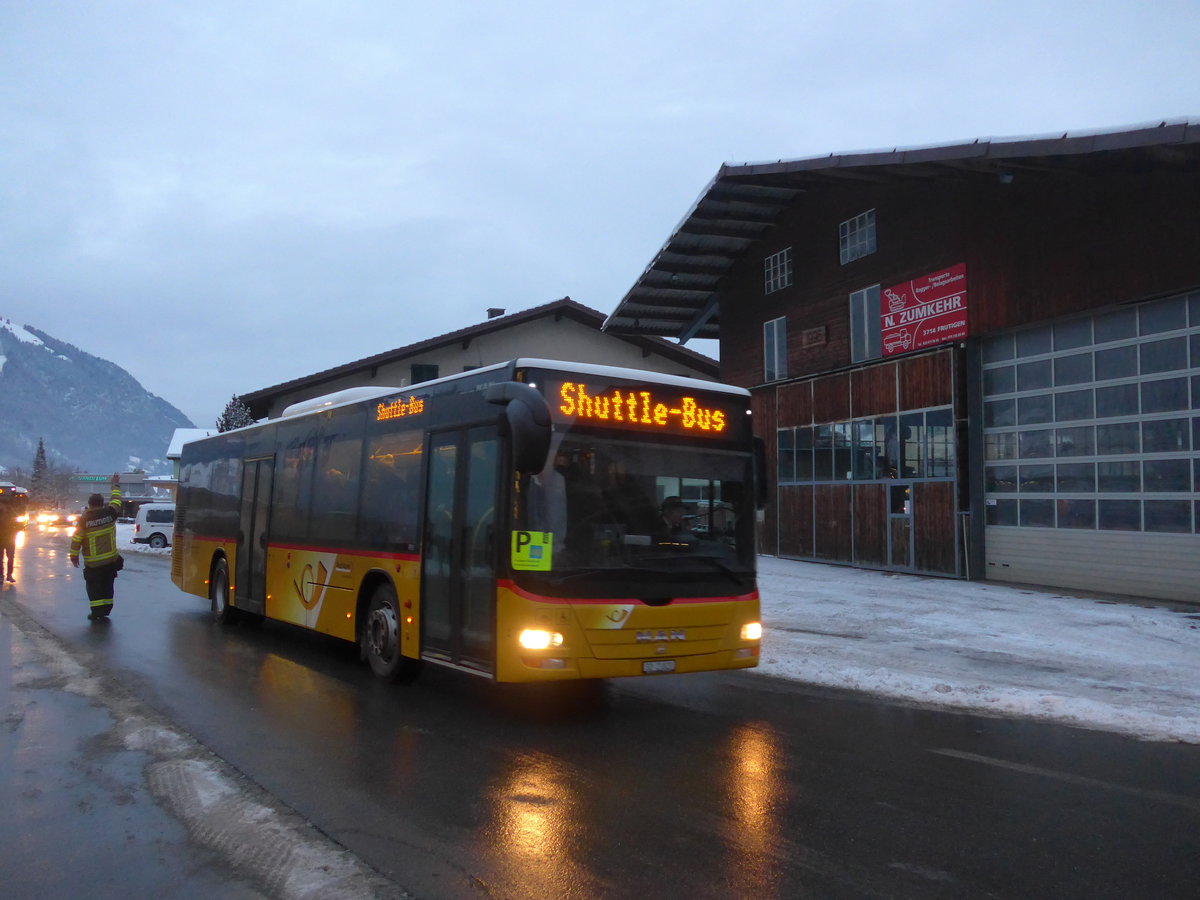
[520, 432, 756, 597]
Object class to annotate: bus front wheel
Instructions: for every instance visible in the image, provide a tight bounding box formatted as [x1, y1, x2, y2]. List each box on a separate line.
[362, 585, 421, 683]
[210, 558, 238, 624]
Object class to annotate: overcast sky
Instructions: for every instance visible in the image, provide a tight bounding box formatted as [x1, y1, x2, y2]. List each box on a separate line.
[3, 1, 1198, 427]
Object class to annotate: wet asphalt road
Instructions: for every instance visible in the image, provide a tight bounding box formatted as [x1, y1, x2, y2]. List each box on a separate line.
[3, 529, 1200, 899]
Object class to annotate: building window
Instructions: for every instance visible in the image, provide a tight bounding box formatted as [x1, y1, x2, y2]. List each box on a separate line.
[850, 285, 882, 362]
[982, 290, 1200, 532]
[411, 363, 439, 384]
[775, 406, 954, 486]
[764, 247, 793, 294]
[839, 210, 876, 265]
[763, 317, 787, 382]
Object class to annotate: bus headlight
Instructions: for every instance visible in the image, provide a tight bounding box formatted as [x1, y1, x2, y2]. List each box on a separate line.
[519, 629, 564, 650]
[741, 622, 763, 641]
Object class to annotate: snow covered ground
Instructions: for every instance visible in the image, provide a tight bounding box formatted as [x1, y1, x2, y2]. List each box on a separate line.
[755, 555, 1200, 744]
[117, 525, 1200, 744]
[118, 521, 171, 558]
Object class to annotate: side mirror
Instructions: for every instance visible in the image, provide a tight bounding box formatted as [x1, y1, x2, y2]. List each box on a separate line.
[484, 382, 553, 474]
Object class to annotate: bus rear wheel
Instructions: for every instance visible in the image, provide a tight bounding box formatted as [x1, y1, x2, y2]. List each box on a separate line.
[362, 585, 421, 683]
[210, 558, 238, 624]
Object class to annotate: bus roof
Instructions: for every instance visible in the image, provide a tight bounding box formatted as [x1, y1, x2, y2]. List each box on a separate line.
[512, 359, 751, 398]
[252, 358, 751, 429]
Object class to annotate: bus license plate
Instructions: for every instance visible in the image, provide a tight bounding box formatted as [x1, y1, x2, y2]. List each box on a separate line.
[643, 660, 676, 674]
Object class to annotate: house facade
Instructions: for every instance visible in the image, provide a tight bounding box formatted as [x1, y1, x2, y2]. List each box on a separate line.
[241, 297, 718, 420]
[606, 122, 1200, 603]
[67, 472, 175, 511]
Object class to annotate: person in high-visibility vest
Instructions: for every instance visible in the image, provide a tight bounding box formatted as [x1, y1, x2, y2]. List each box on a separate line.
[69, 473, 124, 620]
[0, 487, 20, 583]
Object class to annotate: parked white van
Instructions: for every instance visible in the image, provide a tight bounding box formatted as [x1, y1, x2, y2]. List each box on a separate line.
[133, 503, 175, 549]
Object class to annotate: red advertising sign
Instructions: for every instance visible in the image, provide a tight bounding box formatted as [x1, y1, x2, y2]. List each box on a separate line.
[880, 263, 967, 356]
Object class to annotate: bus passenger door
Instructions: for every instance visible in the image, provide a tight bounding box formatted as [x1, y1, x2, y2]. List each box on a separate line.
[421, 426, 499, 673]
[236, 455, 274, 616]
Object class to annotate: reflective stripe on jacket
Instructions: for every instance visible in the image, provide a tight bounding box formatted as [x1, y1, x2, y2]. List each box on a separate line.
[69, 487, 122, 567]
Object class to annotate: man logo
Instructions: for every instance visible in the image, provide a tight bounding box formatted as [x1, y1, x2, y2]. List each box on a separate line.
[636, 629, 685, 643]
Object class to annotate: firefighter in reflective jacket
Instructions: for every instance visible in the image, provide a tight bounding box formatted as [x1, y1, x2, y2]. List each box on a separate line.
[69, 473, 123, 620]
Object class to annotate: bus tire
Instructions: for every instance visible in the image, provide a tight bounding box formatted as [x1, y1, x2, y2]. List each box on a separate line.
[210, 558, 238, 624]
[362, 584, 421, 683]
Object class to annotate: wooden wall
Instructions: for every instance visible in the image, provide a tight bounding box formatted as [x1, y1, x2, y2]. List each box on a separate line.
[759, 347, 962, 576]
[852, 484, 887, 566]
[768, 347, 956, 428]
[718, 170, 1200, 391]
[777, 485, 812, 558]
[913, 482, 957, 573]
[850, 363, 897, 418]
[814, 485, 852, 561]
[731, 161, 1199, 580]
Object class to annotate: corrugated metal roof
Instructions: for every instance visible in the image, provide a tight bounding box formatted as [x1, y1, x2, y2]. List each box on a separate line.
[604, 120, 1200, 341]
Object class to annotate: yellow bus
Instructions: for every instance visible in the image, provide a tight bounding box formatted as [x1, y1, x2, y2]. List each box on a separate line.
[172, 359, 763, 683]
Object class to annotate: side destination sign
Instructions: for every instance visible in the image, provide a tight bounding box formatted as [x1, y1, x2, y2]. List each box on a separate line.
[550, 380, 741, 438]
[376, 395, 427, 422]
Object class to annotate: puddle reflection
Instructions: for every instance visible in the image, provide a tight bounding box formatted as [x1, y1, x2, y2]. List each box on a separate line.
[485, 750, 588, 896]
[725, 721, 784, 896]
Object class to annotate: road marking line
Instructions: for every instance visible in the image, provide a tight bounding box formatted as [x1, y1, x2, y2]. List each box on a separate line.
[930, 748, 1200, 812]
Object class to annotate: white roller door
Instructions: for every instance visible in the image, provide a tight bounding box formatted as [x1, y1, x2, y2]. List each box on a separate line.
[985, 526, 1199, 602]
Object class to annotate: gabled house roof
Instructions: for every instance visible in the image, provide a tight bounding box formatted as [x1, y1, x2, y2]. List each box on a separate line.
[603, 119, 1200, 343]
[167, 428, 213, 459]
[240, 297, 718, 417]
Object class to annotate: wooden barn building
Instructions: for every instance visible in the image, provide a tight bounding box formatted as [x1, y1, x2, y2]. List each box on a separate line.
[605, 121, 1200, 603]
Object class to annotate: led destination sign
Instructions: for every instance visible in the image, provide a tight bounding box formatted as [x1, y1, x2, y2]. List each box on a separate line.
[375, 395, 427, 422]
[553, 380, 740, 437]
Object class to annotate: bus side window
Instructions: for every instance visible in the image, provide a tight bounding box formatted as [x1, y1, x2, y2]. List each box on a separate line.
[360, 430, 422, 551]
[274, 423, 318, 543]
[310, 408, 365, 544]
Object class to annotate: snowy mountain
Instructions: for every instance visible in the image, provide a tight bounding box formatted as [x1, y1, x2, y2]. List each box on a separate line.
[0, 318, 194, 474]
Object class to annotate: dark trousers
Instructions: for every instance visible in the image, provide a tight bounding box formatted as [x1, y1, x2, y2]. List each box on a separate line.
[83, 562, 118, 616]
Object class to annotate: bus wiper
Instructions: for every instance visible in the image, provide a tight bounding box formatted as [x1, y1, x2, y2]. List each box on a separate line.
[546, 558, 747, 586]
[674, 555, 747, 585]
[547, 567, 623, 585]
[626, 555, 747, 585]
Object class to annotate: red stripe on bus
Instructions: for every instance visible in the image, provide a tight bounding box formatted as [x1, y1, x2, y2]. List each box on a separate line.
[184, 535, 419, 562]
